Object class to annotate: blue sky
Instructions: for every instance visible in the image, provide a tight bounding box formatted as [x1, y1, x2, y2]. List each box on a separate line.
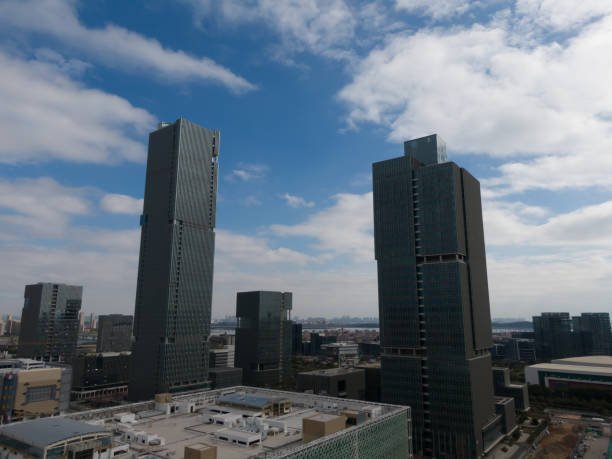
[1, 0, 611, 320]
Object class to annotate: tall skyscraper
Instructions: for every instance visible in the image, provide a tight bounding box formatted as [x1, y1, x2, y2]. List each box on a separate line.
[572, 313, 612, 356]
[373, 135, 502, 457]
[235, 291, 293, 387]
[97, 314, 133, 353]
[17, 283, 82, 362]
[533, 312, 575, 359]
[129, 118, 219, 401]
[88, 312, 96, 330]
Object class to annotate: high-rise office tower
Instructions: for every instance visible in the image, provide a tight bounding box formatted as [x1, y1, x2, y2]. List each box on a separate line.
[129, 119, 219, 401]
[235, 291, 293, 387]
[291, 322, 303, 355]
[17, 283, 82, 362]
[78, 311, 85, 333]
[88, 312, 96, 330]
[572, 313, 612, 356]
[533, 312, 575, 359]
[97, 314, 133, 353]
[373, 135, 502, 458]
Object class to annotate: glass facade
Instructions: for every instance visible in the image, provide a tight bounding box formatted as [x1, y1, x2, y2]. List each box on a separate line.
[235, 291, 293, 387]
[17, 283, 82, 363]
[373, 134, 499, 458]
[129, 119, 218, 400]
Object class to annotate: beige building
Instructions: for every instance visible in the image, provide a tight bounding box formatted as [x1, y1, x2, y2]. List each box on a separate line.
[13, 367, 62, 419]
[302, 413, 347, 443]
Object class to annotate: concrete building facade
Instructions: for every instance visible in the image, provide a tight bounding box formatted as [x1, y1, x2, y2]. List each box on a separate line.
[17, 283, 82, 363]
[297, 367, 366, 400]
[373, 134, 505, 457]
[129, 119, 219, 400]
[235, 291, 293, 387]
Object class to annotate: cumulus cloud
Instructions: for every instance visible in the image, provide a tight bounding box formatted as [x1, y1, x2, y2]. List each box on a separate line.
[0, 50, 155, 164]
[271, 192, 373, 261]
[183, 0, 358, 62]
[225, 163, 269, 182]
[395, 0, 473, 19]
[100, 194, 143, 215]
[338, 11, 612, 194]
[0, 0, 255, 93]
[281, 193, 315, 208]
[0, 177, 92, 238]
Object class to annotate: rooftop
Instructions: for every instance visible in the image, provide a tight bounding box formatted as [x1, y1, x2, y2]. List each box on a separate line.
[552, 356, 612, 368]
[0, 417, 109, 447]
[299, 367, 364, 376]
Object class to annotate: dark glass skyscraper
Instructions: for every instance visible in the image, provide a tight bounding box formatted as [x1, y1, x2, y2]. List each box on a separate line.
[373, 135, 501, 458]
[235, 291, 293, 387]
[572, 313, 611, 356]
[129, 119, 219, 401]
[97, 314, 133, 353]
[17, 283, 82, 362]
[533, 312, 574, 359]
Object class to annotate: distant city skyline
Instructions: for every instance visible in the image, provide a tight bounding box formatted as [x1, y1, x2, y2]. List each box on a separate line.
[1, 1, 612, 319]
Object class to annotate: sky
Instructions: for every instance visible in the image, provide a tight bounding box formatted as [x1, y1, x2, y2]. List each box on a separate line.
[0, 0, 611, 320]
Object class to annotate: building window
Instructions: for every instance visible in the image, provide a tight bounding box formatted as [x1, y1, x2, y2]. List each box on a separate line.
[25, 385, 56, 403]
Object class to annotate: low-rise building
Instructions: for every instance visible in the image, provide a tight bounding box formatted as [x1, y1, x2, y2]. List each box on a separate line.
[71, 352, 130, 401]
[492, 367, 530, 411]
[0, 386, 411, 458]
[320, 342, 359, 365]
[297, 367, 365, 399]
[525, 355, 612, 390]
[0, 359, 71, 423]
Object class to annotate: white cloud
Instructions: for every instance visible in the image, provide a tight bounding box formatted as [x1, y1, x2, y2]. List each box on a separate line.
[395, 0, 472, 19]
[183, 0, 358, 62]
[0, 0, 255, 93]
[515, 0, 612, 31]
[282, 193, 315, 208]
[0, 50, 155, 164]
[338, 11, 612, 193]
[271, 192, 373, 261]
[226, 163, 269, 182]
[0, 177, 92, 238]
[100, 194, 143, 215]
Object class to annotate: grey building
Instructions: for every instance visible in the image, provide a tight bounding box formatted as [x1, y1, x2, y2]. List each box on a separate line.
[572, 313, 612, 356]
[208, 367, 242, 389]
[17, 283, 82, 363]
[297, 367, 366, 400]
[292, 322, 303, 355]
[96, 314, 133, 353]
[492, 367, 530, 411]
[129, 119, 219, 401]
[235, 291, 293, 387]
[373, 135, 506, 457]
[533, 312, 576, 359]
[72, 352, 131, 401]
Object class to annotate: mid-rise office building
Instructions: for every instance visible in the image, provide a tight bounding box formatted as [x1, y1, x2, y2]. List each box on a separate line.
[88, 312, 97, 330]
[129, 119, 219, 400]
[71, 352, 131, 401]
[297, 367, 365, 400]
[572, 313, 612, 356]
[17, 283, 82, 363]
[533, 312, 576, 359]
[96, 314, 133, 353]
[235, 291, 293, 387]
[209, 346, 235, 368]
[373, 135, 506, 457]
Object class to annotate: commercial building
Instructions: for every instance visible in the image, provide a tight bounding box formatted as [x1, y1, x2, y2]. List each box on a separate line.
[235, 291, 293, 387]
[302, 333, 336, 356]
[209, 346, 235, 368]
[96, 314, 133, 353]
[320, 342, 360, 365]
[130, 119, 219, 400]
[572, 313, 612, 356]
[525, 356, 612, 390]
[0, 359, 71, 423]
[0, 417, 128, 459]
[0, 386, 411, 458]
[297, 367, 365, 399]
[492, 367, 530, 411]
[355, 363, 382, 402]
[292, 323, 303, 355]
[358, 341, 381, 358]
[492, 337, 536, 362]
[533, 312, 576, 360]
[17, 283, 82, 363]
[71, 352, 131, 401]
[373, 134, 508, 457]
[208, 367, 242, 389]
